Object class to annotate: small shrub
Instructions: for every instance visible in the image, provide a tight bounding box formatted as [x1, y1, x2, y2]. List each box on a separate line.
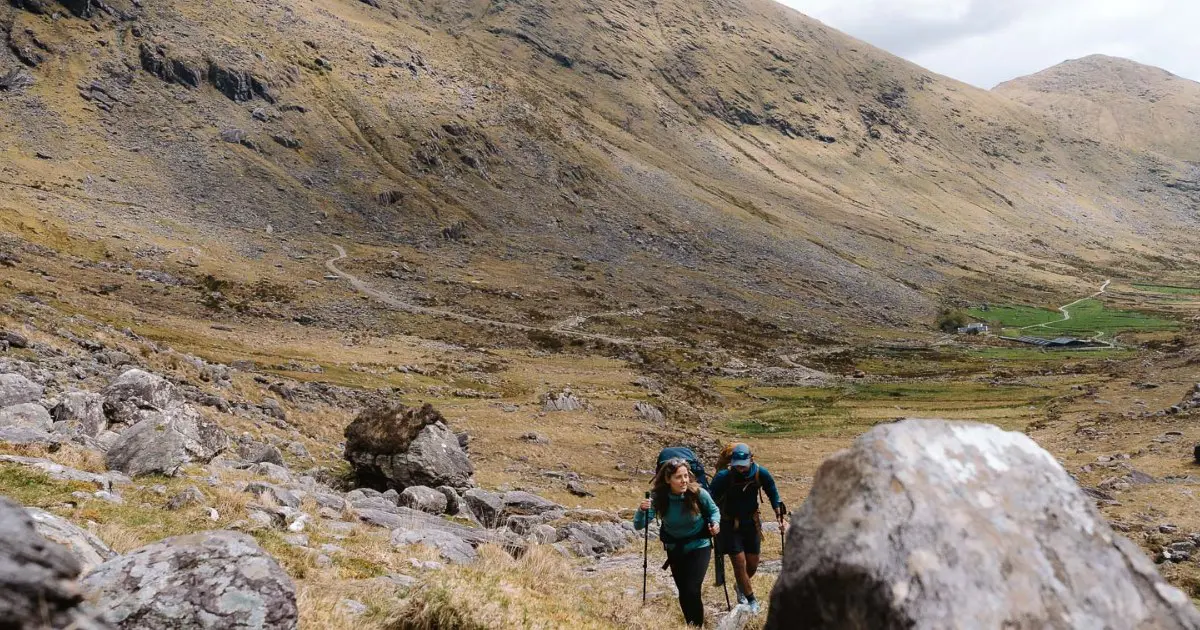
[936, 308, 970, 333]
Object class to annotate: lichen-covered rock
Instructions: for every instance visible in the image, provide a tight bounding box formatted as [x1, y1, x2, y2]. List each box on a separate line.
[25, 507, 116, 574]
[0, 373, 43, 407]
[344, 403, 474, 491]
[0, 402, 52, 431]
[764, 419, 1200, 630]
[105, 405, 229, 477]
[0, 495, 111, 629]
[52, 392, 108, 438]
[101, 369, 184, 425]
[82, 530, 298, 629]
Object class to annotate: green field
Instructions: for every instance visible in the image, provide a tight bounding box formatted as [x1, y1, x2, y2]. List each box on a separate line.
[728, 381, 1064, 437]
[1132, 283, 1200, 296]
[970, 299, 1178, 338]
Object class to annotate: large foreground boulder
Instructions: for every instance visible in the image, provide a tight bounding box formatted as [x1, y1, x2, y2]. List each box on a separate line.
[101, 369, 184, 425]
[343, 403, 474, 491]
[765, 419, 1200, 630]
[26, 507, 117, 574]
[82, 530, 297, 629]
[0, 496, 110, 629]
[105, 405, 229, 476]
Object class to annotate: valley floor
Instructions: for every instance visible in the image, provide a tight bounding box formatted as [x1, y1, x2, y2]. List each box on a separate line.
[1, 220, 1199, 628]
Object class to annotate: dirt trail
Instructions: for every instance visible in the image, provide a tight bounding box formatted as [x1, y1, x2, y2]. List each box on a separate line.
[326, 245, 644, 346]
[552, 306, 674, 332]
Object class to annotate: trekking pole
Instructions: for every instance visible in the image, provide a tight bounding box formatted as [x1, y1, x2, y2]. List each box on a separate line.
[642, 491, 650, 605]
[778, 501, 788, 555]
[713, 535, 731, 611]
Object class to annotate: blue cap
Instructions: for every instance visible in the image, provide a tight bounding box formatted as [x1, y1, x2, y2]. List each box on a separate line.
[730, 443, 751, 467]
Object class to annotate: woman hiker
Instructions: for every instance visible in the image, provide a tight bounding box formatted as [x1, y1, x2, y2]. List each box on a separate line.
[634, 457, 721, 627]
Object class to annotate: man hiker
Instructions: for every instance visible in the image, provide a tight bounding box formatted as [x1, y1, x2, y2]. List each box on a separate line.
[709, 442, 783, 614]
[634, 457, 721, 627]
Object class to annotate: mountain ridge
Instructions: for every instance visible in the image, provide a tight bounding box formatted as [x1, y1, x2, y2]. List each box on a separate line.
[0, 0, 1197, 338]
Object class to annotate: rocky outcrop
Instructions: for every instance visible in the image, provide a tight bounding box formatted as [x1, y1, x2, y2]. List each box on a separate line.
[101, 369, 184, 426]
[105, 404, 229, 476]
[343, 403, 474, 491]
[764, 419, 1200, 629]
[541, 388, 584, 412]
[137, 43, 276, 103]
[0, 373, 42, 407]
[26, 507, 117, 574]
[0, 495, 110, 629]
[82, 530, 298, 629]
[634, 401, 665, 423]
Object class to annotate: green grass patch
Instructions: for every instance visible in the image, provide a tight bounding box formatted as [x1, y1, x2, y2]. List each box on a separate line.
[966, 346, 1135, 361]
[968, 304, 1060, 328]
[728, 381, 1063, 438]
[1132, 283, 1200, 296]
[972, 299, 1178, 338]
[0, 465, 94, 506]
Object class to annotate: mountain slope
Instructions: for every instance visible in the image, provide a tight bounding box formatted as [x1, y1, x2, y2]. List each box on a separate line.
[996, 54, 1200, 162]
[1, 0, 1197, 338]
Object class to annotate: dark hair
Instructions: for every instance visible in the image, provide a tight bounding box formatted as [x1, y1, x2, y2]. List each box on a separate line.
[652, 458, 701, 517]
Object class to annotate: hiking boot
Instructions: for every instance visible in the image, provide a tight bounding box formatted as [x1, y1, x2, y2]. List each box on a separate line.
[735, 586, 748, 605]
[747, 598, 761, 614]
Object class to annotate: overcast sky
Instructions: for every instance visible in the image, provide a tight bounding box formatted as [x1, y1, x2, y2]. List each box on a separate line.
[777, 0, 1200, 88]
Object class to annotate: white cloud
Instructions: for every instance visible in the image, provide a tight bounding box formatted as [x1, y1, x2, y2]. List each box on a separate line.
[778, 0, 1200, 87]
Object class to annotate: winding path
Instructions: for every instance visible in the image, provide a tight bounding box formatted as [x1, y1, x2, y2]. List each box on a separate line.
[1018, 279, 1114, 346]
[326, 245, 641, 346]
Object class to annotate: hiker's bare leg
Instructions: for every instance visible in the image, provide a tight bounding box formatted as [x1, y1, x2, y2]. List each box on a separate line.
[746, 553, 760, 579]
[731, 552, 753, 598]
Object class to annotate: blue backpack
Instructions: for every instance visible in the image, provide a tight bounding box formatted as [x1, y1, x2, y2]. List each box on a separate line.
[657, 447, 710, 490]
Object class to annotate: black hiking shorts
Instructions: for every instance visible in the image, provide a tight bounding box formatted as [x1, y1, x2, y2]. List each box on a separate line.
[718, 516, 760, 556]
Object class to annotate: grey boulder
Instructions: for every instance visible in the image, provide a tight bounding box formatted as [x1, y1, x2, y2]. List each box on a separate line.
[25, 507, 117, 574]
[0, 402, 52, 431]
[764, 419, 1200, 630]
[346, 419, 474, 491]
[462, 488, 504, 526]
[239, 441, 286, 466]
[0, 373, 43, 407]
[102, 369, 183, 425]
[502, 491, 562, 517]
[82, 530, 297, 629]
[399, 485, 448, 514]
[105, 405, 229, 477]
[52, 392, 108, 438]
[436, 485, 461, 515]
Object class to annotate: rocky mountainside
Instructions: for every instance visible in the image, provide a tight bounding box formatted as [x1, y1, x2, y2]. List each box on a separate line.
[996, 55, 1200, 163]
[1, 0, 1197, 339]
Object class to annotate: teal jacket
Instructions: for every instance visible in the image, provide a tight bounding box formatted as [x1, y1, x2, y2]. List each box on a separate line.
[633, 488, 721, 553]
